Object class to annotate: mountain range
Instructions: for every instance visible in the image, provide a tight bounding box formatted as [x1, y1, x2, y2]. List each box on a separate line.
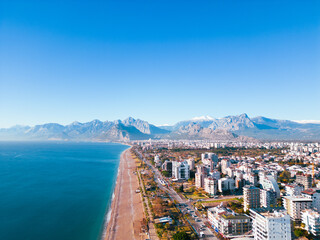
[1, 114, 320, 141]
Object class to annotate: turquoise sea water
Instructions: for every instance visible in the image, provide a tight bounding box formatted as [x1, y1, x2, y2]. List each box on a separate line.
[0, 141, 128, 240]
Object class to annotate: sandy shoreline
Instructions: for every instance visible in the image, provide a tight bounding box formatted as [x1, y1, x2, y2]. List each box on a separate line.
[104, 147, 145, 240]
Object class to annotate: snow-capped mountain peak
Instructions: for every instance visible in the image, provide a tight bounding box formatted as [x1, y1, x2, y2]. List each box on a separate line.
[191, 116, 214, 121]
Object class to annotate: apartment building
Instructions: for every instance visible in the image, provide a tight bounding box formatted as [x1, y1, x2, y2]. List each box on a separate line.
[285, 183, 304, 196]
[195, 165, 206, 188]
[244, 185, 261, 211]
[172, 161, 190, 180]
[301, 189, 320, 212]
[250, 208, 291, 240]
[208, 207, 252, 237]
[296, 172, 312, 189]
[283, 195, 313, 222]
[204, 177, 218, 196]
[302, 209, 320, 236]
[260, 189, 277, 208]
[218, 177, 235, 193]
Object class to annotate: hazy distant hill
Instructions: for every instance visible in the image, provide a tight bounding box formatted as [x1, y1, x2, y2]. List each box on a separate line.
[161, 114, 320, 141]
[163, 122, 257, 142]
[0, 118, 169, 141]
[1, 114, 320, 141]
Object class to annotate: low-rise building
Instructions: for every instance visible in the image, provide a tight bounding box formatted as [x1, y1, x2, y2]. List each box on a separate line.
[208, 207, 252, 237]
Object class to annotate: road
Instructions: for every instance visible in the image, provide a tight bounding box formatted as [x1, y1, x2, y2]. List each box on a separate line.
[135, 150, 218, 240]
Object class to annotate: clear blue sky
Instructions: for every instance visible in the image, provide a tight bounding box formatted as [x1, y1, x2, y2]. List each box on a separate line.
[0, 0, 319, 127]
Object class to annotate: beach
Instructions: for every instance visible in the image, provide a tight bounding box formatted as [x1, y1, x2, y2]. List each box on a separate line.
[104, 148, 146, 240]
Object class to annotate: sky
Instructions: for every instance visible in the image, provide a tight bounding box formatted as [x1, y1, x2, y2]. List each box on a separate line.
[0, 0, 319, 127]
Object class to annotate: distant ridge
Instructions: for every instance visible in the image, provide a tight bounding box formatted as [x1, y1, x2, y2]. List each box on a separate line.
[1, 114, 320, 141]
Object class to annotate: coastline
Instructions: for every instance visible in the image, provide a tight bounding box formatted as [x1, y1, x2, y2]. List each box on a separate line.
[100, 152, 122, 240]
[103, 146, 146, 240]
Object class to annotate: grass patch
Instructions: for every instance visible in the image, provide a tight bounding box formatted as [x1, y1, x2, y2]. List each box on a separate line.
[202, 197, 239, 204]
[183, 192, 209, 200]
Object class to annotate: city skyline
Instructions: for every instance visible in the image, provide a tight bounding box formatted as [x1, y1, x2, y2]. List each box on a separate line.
[1, 1, 319, 128]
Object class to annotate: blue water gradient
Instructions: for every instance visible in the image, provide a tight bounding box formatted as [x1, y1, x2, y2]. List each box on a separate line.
[0, 141, 128, 240]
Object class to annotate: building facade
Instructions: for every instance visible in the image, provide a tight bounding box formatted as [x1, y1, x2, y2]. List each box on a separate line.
[244, 185, 261, 211]
[250, 209, 291, 240]
[296, 172, 312, 190]
[302, 209, 320, 236]
[218, 177, 235, 193]
[285, 184, 304, 196]
[208, 207, 252, 237]
[283, 195, 313, 222]
[172, 161, 190, 180]
[204, 177, 218, 196]
[260, 189, 277, 208]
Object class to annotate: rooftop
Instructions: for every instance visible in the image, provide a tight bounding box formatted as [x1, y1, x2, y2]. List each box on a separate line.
[283, 196, 313, 202]
[302, 189, 320, 195]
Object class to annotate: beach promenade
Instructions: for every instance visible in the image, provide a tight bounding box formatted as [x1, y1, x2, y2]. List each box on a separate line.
[104, 148, 146, 240]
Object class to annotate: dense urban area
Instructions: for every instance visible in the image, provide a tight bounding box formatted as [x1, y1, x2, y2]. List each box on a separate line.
[128, 140, 320, 240]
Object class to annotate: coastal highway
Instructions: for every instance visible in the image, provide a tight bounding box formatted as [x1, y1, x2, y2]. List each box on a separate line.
[135, 150, 217, 240]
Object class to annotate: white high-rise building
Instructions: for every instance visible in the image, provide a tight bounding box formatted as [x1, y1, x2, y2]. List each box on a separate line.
[201, 152, 218, 163]
[221, 159, 231, 174]
[285, 184, 304, 196]
[154, 155, 161, 167]
[186, 158, 195, 170]
[210, 170, 221, 180]
[204, 177, 218, 196]
[260, 174, 281, 198]
[201, 152, 219, 169]
[301, 189, 320, 212]
[172, 161, 190, 180]
[243, 185, 260, 212]
[260, 189, 277, 208]
[302, 209, 320, 236]
[195, 166, 206, 188]
[218, 177, 235, 193]
[250, 209, 291, 240]
[283, 195, 313, 222]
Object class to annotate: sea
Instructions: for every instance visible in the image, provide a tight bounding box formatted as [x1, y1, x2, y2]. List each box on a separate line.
[0, 141, 129, 240]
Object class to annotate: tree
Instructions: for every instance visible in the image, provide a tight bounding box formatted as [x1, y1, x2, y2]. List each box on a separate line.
[173, 231, 191, 240]
[162, 171, 170, 177]
[279, 170, 291, 183]
[179, 184, 184, 193]
[294, 228, 309, 238]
